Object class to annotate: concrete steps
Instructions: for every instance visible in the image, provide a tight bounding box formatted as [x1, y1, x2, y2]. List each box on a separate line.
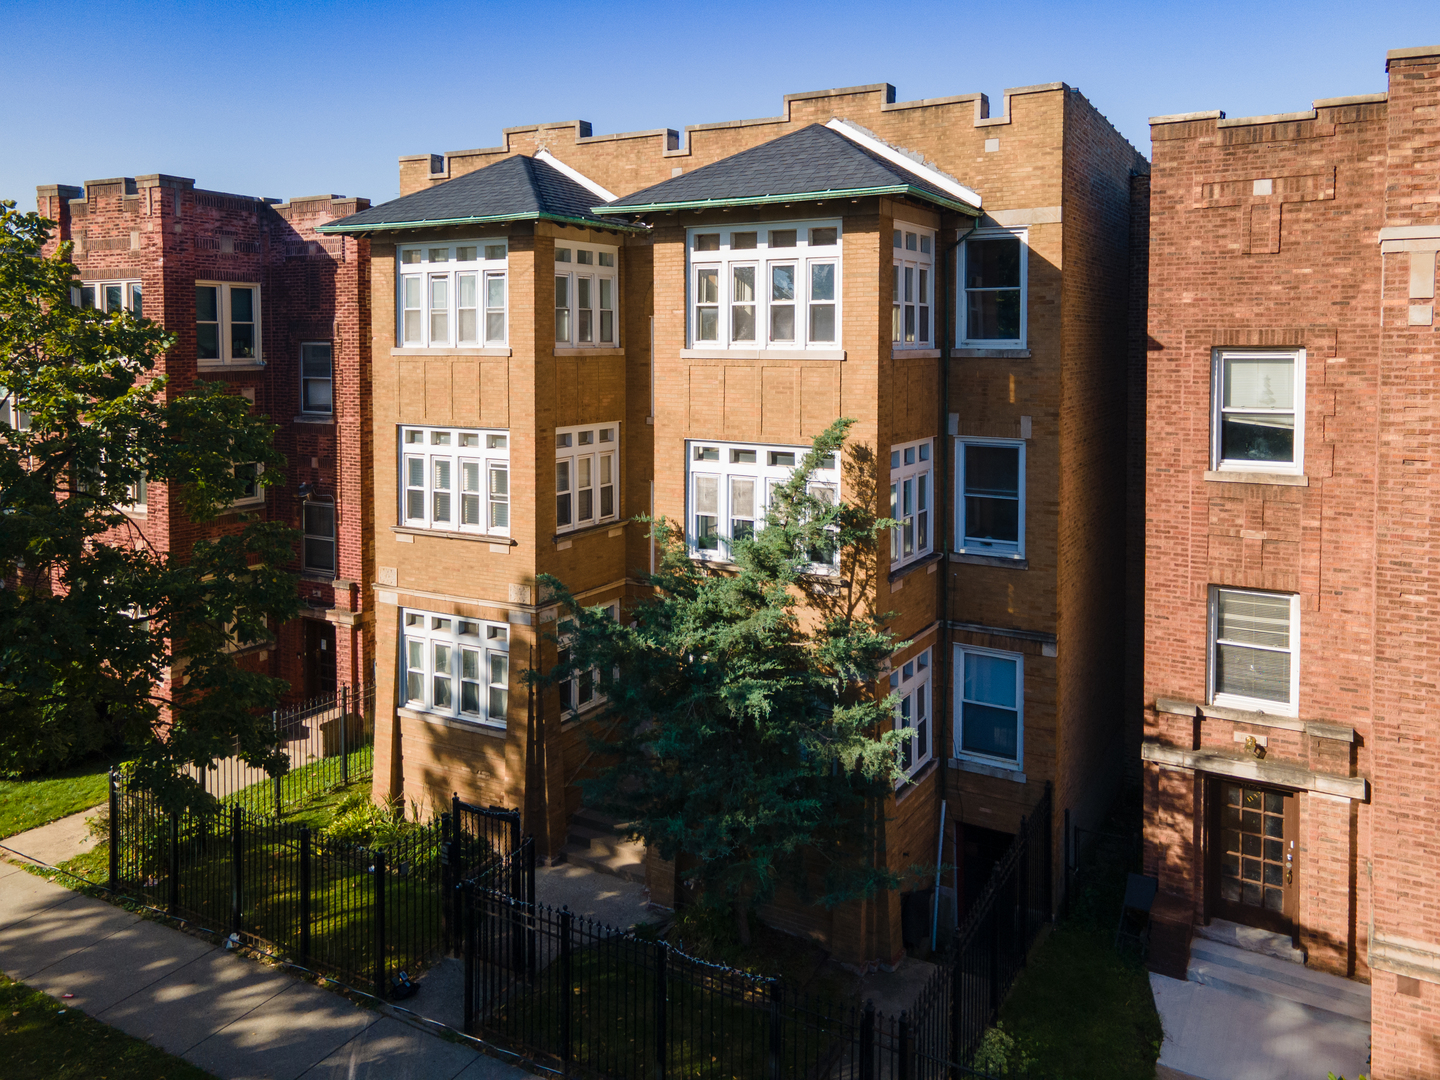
[1186, 937, 1370, 1024]
[559, 808, 646, 884]
[1193, 917, 1305, 964]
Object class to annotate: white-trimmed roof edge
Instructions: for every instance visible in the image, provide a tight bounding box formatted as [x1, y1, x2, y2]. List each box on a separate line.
[823, 119, 982, 209]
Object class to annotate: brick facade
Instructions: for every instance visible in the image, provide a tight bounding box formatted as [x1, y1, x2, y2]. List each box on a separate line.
[36, 175, 375, 708]
[1142, 45, 1440, 1079]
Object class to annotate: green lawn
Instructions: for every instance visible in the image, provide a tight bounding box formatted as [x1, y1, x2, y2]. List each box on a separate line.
[995, 796, 1163, 1080]
[0, 757, 115, 839]
[218, 744, 374, 821]
[0, 973, 216, 1080]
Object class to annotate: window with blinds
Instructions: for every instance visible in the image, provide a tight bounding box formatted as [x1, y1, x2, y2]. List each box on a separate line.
[1211, 588, 1297, 712]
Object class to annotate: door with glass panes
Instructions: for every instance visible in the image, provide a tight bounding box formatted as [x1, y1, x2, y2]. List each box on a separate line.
[1209, 780, 1298, 935]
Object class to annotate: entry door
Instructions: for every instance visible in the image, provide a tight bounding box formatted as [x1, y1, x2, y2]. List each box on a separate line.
[304, 620, 337, 699]
[1212, 781, 1298, 935]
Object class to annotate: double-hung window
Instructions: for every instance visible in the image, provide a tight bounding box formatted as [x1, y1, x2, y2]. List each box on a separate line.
[301, 342, 333, 415]
[398, 242, 508, 348]
[892, 227, 934, 348]
[558, 601, 619, 717]
[555, 244, 618, 347]
[402, 610, 510, 726]
[303, 501, 336, 576]
[78, 280, 142, 317]
[688, 223, 841, 350]
[400, 426, 510, 535]
[890, 439, 933, 568]
[196, 282, 260, 364]
[231, 463, 264, 508]
[1209, 588, 1299, 715]
[125, 473, 147, 514]
[687, 439, 839, 567]
[1211, 350, 1304, 474]
[555, 424, 619, 533]
[956, 440, 1024, 558]
[955, 645, 1023, 769]
[890, 647, 932, 782]
[960, 230, 1025, 347]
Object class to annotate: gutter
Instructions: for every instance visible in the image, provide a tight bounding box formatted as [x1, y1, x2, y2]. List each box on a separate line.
[316, 210, 649, 236]
[593, 184, 982, 219]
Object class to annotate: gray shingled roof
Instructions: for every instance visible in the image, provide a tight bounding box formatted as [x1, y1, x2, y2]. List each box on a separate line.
[597, 124, 980, 216]
[317, 154, 640, 234]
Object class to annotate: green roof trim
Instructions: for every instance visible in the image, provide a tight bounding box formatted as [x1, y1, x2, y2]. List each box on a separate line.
[316, 210, 647, 236]
[590, 184, 981, 218]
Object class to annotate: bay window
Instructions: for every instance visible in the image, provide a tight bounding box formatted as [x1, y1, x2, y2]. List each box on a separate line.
[556, 423, 619, 533]
[687, 222, 841, 350]
[960, 230, 1026, 347]
[398, 242, 507, 348]
[400, 425, 510, 535]
[555, 243, 618, 347]
[558, 600, 620, 718]
[955, 645, 1023, 769]
[196, 282, 259, 364]
[78, 280, 142, 316]
[402, 610, 510, 727]
[890, 439, 933, 568]
[892, 226, 934, 348]
[891, 647, 932, 782]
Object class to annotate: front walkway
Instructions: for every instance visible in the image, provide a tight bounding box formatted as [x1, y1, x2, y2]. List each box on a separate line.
[0, 828, 528, 1080]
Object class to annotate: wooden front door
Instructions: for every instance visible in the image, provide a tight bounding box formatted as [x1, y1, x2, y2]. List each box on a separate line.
[1211, 780, 1298, 935]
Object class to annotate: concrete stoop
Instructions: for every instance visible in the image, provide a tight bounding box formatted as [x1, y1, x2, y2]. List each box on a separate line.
[1193, 916, 1305, 965]
[559, 808, 646, 884]
[1187, 937, 1370, 1024]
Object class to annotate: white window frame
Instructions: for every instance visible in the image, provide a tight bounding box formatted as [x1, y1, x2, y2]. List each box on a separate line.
[686, 222, 842, 351]
[890, 438, 934, 568]
[958, 228, 1026, 349]
[196, 282, 261, 365]
[956, 439, 1025, 559]
[1210, 349, 1306, 476]
[892, 225, 935, 349]
[1208, 587, 1300, 717]
[78, 279, 142, 316]
[397, 241, 508, 349]
[555, 423, 620, 534]
[399, 425, 510, 536]
[954, 643, 1024, 770]
[890, 647, 933, 784]
[554, 242, 619, 347]
[300, 341, 334, 415]
[558, 600, 620, 718]
[302, 499, 336, 577]
[124, 472, 147, 515]
[401, 609, 511, 728]
[685, 439, 840, 569]
[230, 462, 265, 509]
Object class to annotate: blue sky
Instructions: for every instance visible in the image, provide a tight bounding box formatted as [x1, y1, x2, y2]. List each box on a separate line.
[1, 0, 1435, 209]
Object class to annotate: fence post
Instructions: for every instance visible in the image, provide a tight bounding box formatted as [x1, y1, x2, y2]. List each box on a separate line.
[340, 685, 349, 785]
[859, 1001, 875, 1080]
[168, 813, 180, 915]
[299, 826, 312, 967]
[768, 981, 783, 1080]
[1018, 816, 1030, 961]
[374, 848, 388, 999]
[108, 769, 119, 895]
[898, 1011, 912, 1080]
[272, 710, 282, 818]
[230, 806, 243, 936]
[559, 907, 574, 1076]
[463, 884, 476, 1034]
[653, 940, 668, 1080]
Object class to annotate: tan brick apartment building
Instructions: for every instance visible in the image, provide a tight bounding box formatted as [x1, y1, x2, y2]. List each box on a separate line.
[326, 79, 1148, 965]
[35, 176, 375, 701]
[1142, 45, 1440, 1078]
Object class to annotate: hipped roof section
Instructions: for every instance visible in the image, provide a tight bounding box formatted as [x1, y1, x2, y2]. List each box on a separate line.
[316, 153, 644, 235]
[595, 122, 982, 218]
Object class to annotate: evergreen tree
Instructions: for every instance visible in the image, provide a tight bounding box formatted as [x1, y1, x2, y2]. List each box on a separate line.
[541, 418, 905, 942]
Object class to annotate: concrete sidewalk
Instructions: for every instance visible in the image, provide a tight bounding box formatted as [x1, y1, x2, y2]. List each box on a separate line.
[0, 849, 529, 1080]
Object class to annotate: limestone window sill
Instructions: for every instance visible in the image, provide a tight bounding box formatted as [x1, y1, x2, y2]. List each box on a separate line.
[391, 347, 512, 357]
[892, 348, 943, 360]
[950, 550, 1028, 570]
[948, 756, 1027, 784]
[293, 414, 334, 425]
[554, 520, 627, 547]
[1203, 470, 1309, 487]
[397, 705, 507, 739]
[680, 347, 846, 361]
[889, 551, 944, 583]
[390, 525, 517, 545]
[554, 347, 624, 357]
[951, 348, 1031, 359]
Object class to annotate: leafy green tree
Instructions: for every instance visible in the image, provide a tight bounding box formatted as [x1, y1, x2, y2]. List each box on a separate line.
[540, 418, 905, 943]
[0, 202, 300, 810]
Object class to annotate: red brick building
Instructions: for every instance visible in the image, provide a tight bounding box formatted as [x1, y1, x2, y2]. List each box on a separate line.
[35, 175, 375, 702]
[1143, 45, 1440, 1078]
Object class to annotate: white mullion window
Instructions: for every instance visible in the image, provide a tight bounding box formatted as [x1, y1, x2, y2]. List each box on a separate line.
[890, 647, 932, 782]
[1212, 350, 1304, 474]
[79, 279, 143, 317]
[195, 282, 260, 365]
[890, 438, 934, 568]
[554, 243, 618, 348]
[893, 226, 935, 349]
[397, 241, 507, 349]
[956, 439, 1025, 558]
[1209, 588, 1299, 715]
[398, 426, 509, 535]
[687, 222, 841, 351]
[960, 229, 1026, 348]
[402, 611, 510, 726]
[955, 644, 1023, 769]
[559, 601, 619, 718]
[555, 423, 620, 534]
[685, 439, 841, 568]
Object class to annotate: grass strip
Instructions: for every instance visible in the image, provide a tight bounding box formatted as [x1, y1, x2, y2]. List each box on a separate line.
[0, 757, 115, 839]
